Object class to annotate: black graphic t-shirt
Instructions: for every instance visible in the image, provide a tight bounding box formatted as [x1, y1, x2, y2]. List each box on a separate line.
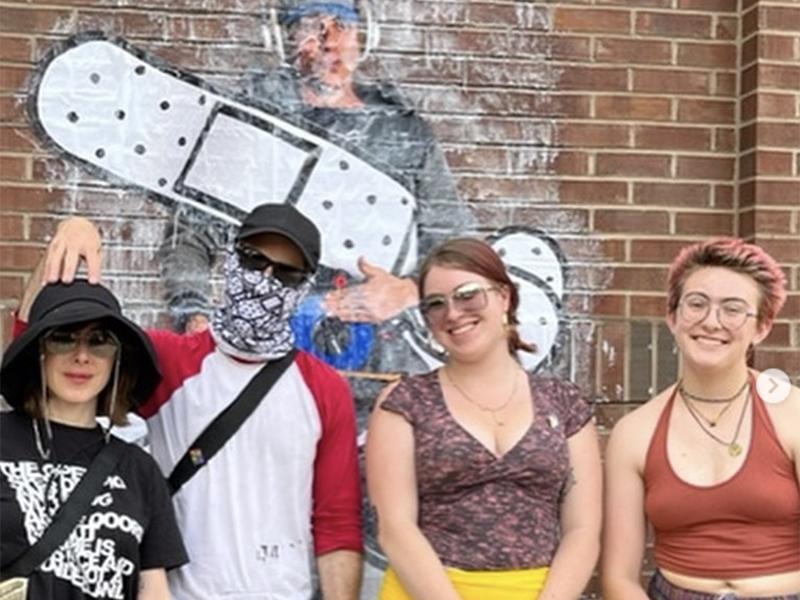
[0, 411, 188, 599]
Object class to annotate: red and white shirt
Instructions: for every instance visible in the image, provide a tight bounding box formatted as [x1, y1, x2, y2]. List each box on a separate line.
[140, 329, 362, 600]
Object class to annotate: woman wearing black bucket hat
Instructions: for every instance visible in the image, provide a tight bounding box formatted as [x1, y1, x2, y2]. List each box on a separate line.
[0, 279, 188, 599]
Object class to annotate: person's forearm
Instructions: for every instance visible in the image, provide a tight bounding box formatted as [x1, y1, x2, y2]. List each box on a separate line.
[602, 576, 651, 600]
[18, 254, 46, 322]
[317, 549, 362, 600]
[538, 527, 600, 600]
[379, 522, 461, 600]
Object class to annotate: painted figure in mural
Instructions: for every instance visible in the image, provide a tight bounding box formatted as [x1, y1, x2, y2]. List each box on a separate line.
[603, 238, 800, 599]
[1, 276, 187, 599]
[34, 209, 364, 600]
[160, 0, 476, 376]
[366, 238, 602, 599]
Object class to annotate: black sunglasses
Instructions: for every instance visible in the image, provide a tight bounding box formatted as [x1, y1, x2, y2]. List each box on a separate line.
[235, 245, 309, 287]
[43, 327, 120, 358]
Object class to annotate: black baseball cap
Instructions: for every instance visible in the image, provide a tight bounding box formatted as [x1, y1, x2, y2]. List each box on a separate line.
[236, 203, 321, 272]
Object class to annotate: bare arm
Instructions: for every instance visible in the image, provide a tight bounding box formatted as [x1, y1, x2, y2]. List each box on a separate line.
[137, 568, 170, 600]
[539, 422, 603, 600]
[601, 415, 650, 600]
[365, 384, 461, 600]
[317, 549, 362, 600]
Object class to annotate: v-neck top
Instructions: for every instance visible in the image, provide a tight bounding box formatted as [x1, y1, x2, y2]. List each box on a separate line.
[380, 370, 593, 570]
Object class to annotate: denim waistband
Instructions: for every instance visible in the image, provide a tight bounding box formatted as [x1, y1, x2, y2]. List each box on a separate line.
[648, 570, 800, 600]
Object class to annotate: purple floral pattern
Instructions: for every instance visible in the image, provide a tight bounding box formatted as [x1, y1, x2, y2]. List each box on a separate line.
[380, 370, 593, 570]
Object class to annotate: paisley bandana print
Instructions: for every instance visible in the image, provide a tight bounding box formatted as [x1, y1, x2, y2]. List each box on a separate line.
[212, 251, 312, 361]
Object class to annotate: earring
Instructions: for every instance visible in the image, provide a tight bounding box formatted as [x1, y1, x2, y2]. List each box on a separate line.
[502, 313, 509, 328]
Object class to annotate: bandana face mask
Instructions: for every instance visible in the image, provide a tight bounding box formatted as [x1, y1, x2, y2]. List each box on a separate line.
[212, 250, 312, 360]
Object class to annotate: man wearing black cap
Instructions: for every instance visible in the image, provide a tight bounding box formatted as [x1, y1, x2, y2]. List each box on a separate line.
[29, 205, 363, 600]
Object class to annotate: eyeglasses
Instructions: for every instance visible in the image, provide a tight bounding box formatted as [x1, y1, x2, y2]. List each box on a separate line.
[678, 292, 757, 331]
[235, 245, 309, 287]
[419, 282, 499, 326]
[43, 328, 120, 358]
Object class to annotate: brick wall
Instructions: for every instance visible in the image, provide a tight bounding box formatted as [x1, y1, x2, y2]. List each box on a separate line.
[0, 0, 798, 596]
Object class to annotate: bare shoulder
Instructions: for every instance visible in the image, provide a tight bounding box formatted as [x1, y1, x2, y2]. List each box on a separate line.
[373, 379, 403, 409]
[607, 385, 674, 470]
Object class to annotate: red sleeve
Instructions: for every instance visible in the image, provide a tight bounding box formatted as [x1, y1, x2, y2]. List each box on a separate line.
[295, 352, 363, 556]
[137, 329, 216, 418]
[12, 313, 27, 338]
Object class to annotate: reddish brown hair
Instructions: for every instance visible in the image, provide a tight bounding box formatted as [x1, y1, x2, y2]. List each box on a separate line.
[419, 237, 536, 355]
[667, 237, 787, 329]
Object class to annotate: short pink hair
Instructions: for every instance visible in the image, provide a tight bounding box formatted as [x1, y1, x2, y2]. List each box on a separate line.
[667, 237, 787, 328]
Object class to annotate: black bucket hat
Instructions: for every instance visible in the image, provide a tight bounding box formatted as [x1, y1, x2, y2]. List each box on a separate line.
[236, 203, 321, 272]
[0, 280, 161, 410]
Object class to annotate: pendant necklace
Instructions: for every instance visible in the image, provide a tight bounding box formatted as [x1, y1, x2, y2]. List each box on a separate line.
[681, 389, 750, 457]
[444, 366, 521, 427]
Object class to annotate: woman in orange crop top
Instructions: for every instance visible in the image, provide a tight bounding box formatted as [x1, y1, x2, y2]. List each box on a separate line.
[602, 238, 800, 599]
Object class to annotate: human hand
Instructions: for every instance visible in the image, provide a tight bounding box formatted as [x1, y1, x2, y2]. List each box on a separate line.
[184, 313, 210, 334]
[44, 217, 102, 284]
[324, 257, 417, 324]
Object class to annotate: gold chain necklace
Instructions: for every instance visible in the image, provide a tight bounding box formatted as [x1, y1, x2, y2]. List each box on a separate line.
[443, 366, 521, 427]
[681, 390, 750, 457]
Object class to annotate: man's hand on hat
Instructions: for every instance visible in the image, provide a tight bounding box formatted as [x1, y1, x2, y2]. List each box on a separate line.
[324, 257, 417, 323]
[45, 217, 103, 284]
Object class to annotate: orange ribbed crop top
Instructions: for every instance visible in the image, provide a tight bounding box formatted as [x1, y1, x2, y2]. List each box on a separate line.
[644, 381, 800, 579]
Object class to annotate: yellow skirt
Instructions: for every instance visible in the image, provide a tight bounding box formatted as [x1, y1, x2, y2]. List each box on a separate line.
[379, 565, 549, 600]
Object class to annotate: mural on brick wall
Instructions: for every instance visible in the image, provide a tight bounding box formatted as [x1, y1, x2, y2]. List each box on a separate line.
[22, 1, 605, 594]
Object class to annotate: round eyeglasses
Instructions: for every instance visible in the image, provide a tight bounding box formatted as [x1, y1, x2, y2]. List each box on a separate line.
[678, 292, 757, 331]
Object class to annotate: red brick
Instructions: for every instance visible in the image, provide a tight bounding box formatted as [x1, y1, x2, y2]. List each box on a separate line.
[758, 65, 800, 92]
[631, 239, 694, 263]
[0, 128, 37, 153]
[457, 176, 554, 202]
[566, 293, 627, 317]
[0, 156, 28, 180]
[0, 66, 30, 92]
[471, 3, 549, 29]
[715, 16, 737, 40]
[0, 96, 26, 124]
[742, 7, 758, 38]
[596, 153, 671, 177]
[0, 215, 24, 239]
[559, 66, 629, 92]
[558, 238, 626, 262]
[741, 63, 758, 95]
[713, 185, 734, 209]
[678, 99, 735, 124]
[597, 322, 627, 401]
[633, 69, 711, 95]
[0, 275, 24, 300]
[560, 181, 628, 205]
[678, 0, 737, 11]
[675, 211, 733, 235]
[0, 36, 33, 63]
[740, 209, 796, 235]
[753, 350, 800, 375]
[609, 266, 670, 291]
[0, 244, 43, 270]
[677, 42, 736, 69]
[714, 72, 736, 97]
[631, 295, 668, 318]
[595, 210, 669, 234]
[764, 6, 800, 32]
[754, 93, 796, 120]
[557, 123, 630, 148]
[636, 11, 712, 39]
[714, 128, 736, 153]
[756, 35, 799, 62]
[634, 182, 711, 207]
[595, 96, 672, 121]
[596, 0, 670, 7]
[757, 123, 800, 149]
[755, 238, 800, 263]
[595, 38, 671, 64]
[634, 126, 711, 151]
[0, 186, 65, 212]
[740, 151, 794, 178]
[74, 10, 168, 39]
[0, 7, 74, 34]
[676, 156, 735, 181]
[555, 8, 631, 34]
[445, 147, 507, 172]
[763, 322, 791, 347]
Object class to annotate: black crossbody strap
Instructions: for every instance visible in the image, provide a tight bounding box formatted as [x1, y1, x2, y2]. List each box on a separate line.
[2, 437, 126, 580]
[168, 349, 297, 495]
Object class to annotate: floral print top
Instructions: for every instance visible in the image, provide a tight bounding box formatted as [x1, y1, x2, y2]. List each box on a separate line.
[380, 370, 593, 570]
